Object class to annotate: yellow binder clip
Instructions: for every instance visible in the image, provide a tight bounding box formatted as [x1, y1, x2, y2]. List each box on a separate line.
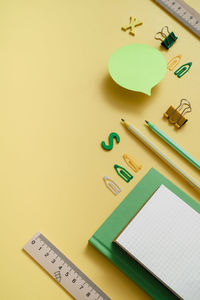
[164, 99, 192, 128]
[123, 154, 142, 172]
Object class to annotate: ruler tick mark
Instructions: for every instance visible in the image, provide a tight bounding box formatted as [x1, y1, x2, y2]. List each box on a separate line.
[24, 233, 111, 300]
[153, 0, 200, 37]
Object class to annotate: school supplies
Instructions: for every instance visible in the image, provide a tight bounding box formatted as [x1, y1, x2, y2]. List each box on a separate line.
[89, 168, 200, 300]
[103, 176, 122, 195]
[155, 26, 177, 49]
[108, 44, 167, 96]
[174, 62, 192, 78]
[121, 17, 143, 35]
[167, 54, 182, 71]
[166, 49, 192, 79]
[114, 164, 133, 183]
[121, 119, 200, 192]
[145, 120, 200, 170]
[153, 0, 200, 38]
[24, 232, 111, 300]
[123, 154, 142, 172]
[114, 184, 200, 300]
[164, 98, 192, 128]
[101, 132, 120, 151]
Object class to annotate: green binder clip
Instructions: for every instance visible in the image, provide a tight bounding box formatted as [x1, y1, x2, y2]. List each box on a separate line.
[174, 62, 192, 78]
[155, 26, 177, 49]
[114, 164, 133, 183]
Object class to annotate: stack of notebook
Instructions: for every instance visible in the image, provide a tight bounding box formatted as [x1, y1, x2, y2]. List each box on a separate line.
[89, 168, 200, 300]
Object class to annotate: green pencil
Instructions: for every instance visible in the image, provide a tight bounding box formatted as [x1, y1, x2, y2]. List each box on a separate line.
[145, 121, 200, 171]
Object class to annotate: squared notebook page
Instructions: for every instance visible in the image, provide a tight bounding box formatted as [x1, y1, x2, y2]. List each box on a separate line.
[115, 185, 200, 300]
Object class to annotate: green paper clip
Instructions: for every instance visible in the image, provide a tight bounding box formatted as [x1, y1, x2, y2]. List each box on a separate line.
[114, 164, 133, 183]
[155, 26, 177, 49]
[174, 62, 192, 78]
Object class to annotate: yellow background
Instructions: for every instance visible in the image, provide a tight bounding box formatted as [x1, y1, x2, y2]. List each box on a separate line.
[0, 0, 199, 299]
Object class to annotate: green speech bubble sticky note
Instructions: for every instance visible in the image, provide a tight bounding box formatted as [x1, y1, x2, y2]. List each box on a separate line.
[108, 44, 167, 96]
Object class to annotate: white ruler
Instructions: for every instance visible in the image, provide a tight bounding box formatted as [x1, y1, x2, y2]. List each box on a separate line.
[153, 0, 200, 37]
[24, 232, 111, 300]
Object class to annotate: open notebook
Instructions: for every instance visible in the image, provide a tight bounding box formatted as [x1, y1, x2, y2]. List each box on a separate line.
[114, 185, 200, 300]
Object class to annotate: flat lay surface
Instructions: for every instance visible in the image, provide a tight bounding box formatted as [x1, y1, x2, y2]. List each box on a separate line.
[0, 0, 199, 299]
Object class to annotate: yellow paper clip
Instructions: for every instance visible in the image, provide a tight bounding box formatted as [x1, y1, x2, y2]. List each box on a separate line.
[164, 99, 192, 128]
[167, 54, 182, 71]
[123, 154, 142, 172]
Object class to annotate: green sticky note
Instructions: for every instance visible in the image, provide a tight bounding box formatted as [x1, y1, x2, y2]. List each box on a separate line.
[108, 44, 167, 96]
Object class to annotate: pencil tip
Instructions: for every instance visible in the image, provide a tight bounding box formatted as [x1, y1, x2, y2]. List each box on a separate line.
[145, 120, 149, 124]
[121, 118, 125, 122]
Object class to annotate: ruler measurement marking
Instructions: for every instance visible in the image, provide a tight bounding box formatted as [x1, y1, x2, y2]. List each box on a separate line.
[24, 232, 111, 300]
[153, 0, 200, 37]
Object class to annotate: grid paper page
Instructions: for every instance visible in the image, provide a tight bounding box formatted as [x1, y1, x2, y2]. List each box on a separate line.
[115, 185, 200, 300]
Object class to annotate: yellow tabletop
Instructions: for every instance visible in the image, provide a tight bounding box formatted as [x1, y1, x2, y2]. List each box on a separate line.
[0, 0, 199, 299]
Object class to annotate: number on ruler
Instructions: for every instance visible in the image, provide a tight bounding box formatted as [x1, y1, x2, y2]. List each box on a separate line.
[154, 0, 200, 37]
[24, 233, 111, 300]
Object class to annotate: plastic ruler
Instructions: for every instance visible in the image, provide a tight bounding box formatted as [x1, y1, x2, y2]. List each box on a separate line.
[24, 232, 111, 300]
[153, 0, 200, 37]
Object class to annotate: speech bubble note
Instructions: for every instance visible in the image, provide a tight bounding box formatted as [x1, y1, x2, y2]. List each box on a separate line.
[108, 44, 167, 96]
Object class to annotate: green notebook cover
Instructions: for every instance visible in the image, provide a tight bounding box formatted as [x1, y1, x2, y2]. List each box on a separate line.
[89, 168, 200, 300]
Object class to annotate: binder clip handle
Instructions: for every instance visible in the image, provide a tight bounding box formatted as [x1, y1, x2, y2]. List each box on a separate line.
[177, 98, 192, 113]
[155, 26, 170, 41]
